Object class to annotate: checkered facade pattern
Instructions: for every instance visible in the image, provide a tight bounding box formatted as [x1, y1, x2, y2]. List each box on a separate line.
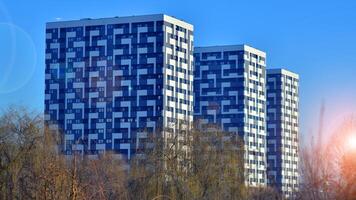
[45, 14, 194, 159]
[44, 13, 300, 191]
[194, 45, 267, 186]
[266, 69, 299, 197]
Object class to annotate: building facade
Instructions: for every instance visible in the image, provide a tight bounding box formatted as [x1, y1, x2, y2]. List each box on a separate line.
[194, 45, 267, 186]
[45, 14, 194, 159]
[266, 69, 299, 197]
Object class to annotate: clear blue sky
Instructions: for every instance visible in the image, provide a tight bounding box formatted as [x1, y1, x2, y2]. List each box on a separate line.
[1, 0, 356, 140]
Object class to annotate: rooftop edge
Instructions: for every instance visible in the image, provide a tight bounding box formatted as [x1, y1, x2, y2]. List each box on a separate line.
[46, 14, 193, 30]
[195, 44, 266, 56]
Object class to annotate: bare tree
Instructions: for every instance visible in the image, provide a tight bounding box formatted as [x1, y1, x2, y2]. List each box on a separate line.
[79, 153, 129, 200]
[0, 106, 43, 199]
[298, 104, 356, 200]
[128, 127, 246, 200]
[297, 104, 335, 200]
[325, 117, 356, 200]
[32, 129, 72, 200]
[245, 186, 282, 200]
[128, 132, 174, 200]
[186, 129, 246, 200]
[0, 106, 129, 200]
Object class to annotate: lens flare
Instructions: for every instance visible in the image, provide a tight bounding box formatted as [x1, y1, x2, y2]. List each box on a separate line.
[346, 134, 356, 150]
[0, 23, 37, 94]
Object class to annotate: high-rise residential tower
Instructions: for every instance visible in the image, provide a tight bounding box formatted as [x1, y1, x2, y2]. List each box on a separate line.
[194, 45, 267, 186]
[45, 14, 194, 159]
[266, 69, 299, 197]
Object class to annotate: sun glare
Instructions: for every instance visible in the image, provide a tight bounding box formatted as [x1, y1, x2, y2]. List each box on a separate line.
[346, 134, 356, 150]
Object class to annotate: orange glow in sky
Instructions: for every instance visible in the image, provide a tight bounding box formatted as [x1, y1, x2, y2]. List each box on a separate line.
[346, 134, 356, 150]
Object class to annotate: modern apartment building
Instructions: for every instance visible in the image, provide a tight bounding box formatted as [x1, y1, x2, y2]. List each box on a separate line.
[266, 69, 299, 197]
[194, 45, 267, 186]
[44, 14, 194, 159]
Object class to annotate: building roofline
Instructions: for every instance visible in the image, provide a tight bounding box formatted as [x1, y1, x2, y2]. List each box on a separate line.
[46, 14, 163, 25]
[267, 68, 299, 78]
[195, 44, 266, 56]
[46, 14, 193, 30]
